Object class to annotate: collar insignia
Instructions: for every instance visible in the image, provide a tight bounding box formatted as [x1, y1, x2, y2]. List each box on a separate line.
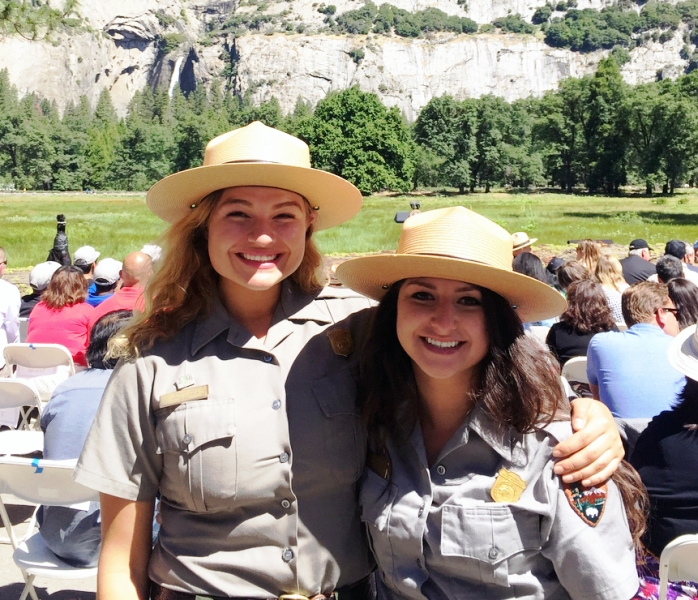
[490, 468, 526, 503]
[564, 481, 607, 526]
[328, 328, 354, 357]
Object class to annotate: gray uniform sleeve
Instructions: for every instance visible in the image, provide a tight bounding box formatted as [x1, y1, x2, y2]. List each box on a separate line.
[75, 357, 162, 501]
[541, 473, 639, 600]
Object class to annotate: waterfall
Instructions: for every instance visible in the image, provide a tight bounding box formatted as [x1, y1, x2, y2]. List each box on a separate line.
[168, 56, 184, 98]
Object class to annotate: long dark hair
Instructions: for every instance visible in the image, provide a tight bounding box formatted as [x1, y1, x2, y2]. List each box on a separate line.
[513, 252, 549, 284]
[668, 278, 698, 330]
[360, 278, 647, 546]
[673, 377, 698, 431]
[560, 280, 615, 334]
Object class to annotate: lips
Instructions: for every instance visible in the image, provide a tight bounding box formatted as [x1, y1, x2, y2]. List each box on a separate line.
[241, 253, 280, 262]
[423, 337, 463, 350]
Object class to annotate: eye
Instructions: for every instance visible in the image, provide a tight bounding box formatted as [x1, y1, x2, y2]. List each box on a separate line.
[410, 290, 434, 301]
[458, 295, 482, 307]
[225, 210, 249, 218]
[274, 212, 297, 220]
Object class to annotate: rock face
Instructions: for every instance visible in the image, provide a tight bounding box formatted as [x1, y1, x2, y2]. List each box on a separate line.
[0, 0, 688, 119]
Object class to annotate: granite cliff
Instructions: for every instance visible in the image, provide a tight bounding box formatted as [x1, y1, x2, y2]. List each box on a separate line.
[0, 0, 689, 118]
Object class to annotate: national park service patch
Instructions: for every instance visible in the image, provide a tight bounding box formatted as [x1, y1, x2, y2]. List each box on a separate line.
[327, 328, 354, 357]
[564, 481, 607, 527]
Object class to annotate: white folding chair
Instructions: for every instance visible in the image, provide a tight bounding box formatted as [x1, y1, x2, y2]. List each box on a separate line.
[658, 534, 698, 600]
[615, 321, 628, 332]
[561, 356, 589, 385]
[0, 379, 42, 430]
[18, 318, 28, 343]
[4, 343, 75, 376]
[0, 457, 98, 600]
[0, 430, 43, 456]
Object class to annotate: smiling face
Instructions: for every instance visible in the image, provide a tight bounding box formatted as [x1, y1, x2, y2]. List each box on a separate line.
[396, 277, 490, 390]
[207, 186, 314, 298]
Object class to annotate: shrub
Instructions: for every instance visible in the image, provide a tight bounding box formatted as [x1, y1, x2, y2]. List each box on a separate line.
[532, 4, 553, 24]
[493, 13, 535, 34]
[159, 33, 186, 54]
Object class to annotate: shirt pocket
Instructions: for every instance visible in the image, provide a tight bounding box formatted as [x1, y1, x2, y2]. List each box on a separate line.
[154, 397, 236, 513]
[312, 369, 365, 484]
[441, 504, 542, 588]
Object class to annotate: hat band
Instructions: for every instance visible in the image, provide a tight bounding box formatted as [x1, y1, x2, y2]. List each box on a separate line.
[406, 252, 496, 268]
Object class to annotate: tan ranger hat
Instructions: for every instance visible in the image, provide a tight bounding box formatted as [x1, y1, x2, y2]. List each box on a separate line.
[336, 206, 566, 323]
[512, 231, 538, 252]
[146, 121, 362, 230]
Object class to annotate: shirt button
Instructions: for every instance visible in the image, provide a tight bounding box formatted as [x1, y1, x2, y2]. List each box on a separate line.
[282, 548, 294, 562]
[272, 399, 281, 410]
[417, 507, 424, 517]
[263, 354, 273, 363]
[281, 499, 291, 509]
[488, 547, 499, 560]
[182, 434, 193, 445]
[279, 452, 290, 463]
[436, 465, 446, 475]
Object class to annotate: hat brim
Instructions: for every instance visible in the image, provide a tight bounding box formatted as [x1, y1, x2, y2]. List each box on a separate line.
[512, 238, 537, 251]
[335, 254, 566, 323]
[668, 324, 698, 381]
[146, 163, 362, 230]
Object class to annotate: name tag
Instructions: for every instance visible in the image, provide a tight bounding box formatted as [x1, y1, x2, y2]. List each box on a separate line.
[159, 385, 209, 409]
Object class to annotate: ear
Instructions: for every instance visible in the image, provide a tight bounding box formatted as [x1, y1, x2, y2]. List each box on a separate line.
[655, 307, 669, 329]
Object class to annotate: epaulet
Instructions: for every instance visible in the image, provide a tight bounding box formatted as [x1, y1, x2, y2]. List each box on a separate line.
[541, 420, 574, 445]
[317, 285, 371, 301]
[317, 285, 375, 324]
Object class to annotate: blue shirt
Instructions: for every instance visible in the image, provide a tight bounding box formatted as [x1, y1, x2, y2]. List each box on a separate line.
[86, 282, 113, 307]
[586, 324, 684, 418]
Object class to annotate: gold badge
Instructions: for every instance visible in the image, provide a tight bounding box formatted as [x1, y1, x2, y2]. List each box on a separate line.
[490, 468, 526, 503]
[328, 328, 354, 357]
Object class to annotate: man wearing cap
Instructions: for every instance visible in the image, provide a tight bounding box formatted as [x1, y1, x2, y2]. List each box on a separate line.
[587, 281, 684, 419]
[73, 246, 100, 284]
[86, 258, 122, 308]
[0, 247, 19, 378]
[511, 232, 537, 257]
[620, 239, 656, 285]
[88, 252, 152, 327]
[20, 261, 61, 317]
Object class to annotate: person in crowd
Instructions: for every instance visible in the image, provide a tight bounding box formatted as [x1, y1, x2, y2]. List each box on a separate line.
[595, 253, 629, 323]
[587, 282, 684, 419]
[511, 231, 536, 257]
[0, 247, 20, 378]
[556, 259, 589, 294]
[684, 242, 696, 266]
[73, 123, 624, 600]
[20, 261, 61, 317]
[664, 240, 698, 285]
[576, 239, 601, 274]
[73, 246, 100, 284]
[86, 258, 122, 307]
[546, 279, 617, 367]
[546, 256, 565, 293]
[668, 278, 698, 331]
[38, 310, 133, 568]
[25, 265, 94, 367]
[88, 252, 151, 327]
[336, 207, 644, 600]
[513, 252, 557, 338]
[629, 323, 698, 598]
[653, 254, 684, 284]
[620, 239, 657, 285]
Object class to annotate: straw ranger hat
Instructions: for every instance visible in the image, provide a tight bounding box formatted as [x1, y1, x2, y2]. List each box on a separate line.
[335, 206, 566, 323]
[668, 324, 698, 381]
[512, 231, 537, 252]
[146, 121, 362, 230]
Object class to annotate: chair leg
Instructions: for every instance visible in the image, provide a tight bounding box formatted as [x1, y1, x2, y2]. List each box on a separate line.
[0, 497, 18, 548]
[18, 573, 38, 600]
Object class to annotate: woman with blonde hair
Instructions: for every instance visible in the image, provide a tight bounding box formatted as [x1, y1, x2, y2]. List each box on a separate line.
[74, 123, 625, 600]
[595, 253, 629, 323]
[577, 239, 602, 274]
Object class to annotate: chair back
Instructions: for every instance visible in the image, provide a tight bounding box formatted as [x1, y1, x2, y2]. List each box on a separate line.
[615, 321, 628, 332]
[18, 318, 28, 343]
[658, 534, 698, 600]
[0, 457, 97, 506]
[0, 380, 41, 411]
[4, 344, 75, 376]
[561, 356, 589, 384]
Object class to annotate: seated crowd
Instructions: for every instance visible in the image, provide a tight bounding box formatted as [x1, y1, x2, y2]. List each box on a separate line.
[0, 230, 696, 596]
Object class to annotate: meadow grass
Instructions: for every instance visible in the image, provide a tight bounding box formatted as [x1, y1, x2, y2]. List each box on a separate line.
[2, 190, 698, 268]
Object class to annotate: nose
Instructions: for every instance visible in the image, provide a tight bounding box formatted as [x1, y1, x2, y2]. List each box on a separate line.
[248, 219, 274, 246]
[430, 300, 457, 334]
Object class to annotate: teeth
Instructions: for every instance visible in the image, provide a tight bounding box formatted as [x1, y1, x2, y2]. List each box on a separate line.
[242, 253, 278, 262]
[426, 337, 460, 348]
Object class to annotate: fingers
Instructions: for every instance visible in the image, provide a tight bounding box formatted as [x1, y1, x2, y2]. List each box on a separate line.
[553, 430, 624, 484]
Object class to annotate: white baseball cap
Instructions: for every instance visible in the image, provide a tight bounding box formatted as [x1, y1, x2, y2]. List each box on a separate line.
[93, 258, 122, 285]
[29, 261, 61, 291]
[74, 246, 100, 266]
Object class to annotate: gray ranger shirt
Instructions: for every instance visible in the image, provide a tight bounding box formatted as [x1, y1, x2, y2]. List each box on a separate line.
[75, 281, 374, 598]
[360, 406, 639, 600]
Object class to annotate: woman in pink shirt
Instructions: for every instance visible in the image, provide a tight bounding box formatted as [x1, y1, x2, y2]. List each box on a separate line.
[26, 266, 94, 366]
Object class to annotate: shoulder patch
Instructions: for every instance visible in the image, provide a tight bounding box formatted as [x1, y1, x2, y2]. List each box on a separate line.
[564, 481, 607, 526]
[328, 328, 354, 357]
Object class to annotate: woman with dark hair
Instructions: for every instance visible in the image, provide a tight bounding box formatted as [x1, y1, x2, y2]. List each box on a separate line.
[556, 260, 590, 293]
[668, 278, 698, 330]
[630, 325, 698, 598]
[26, 265, 94, 366]
[512, 251, 548, 283]
[38, 310, 133, 568]
[546, 279, 617, 367]
[337, 207, 646, 600]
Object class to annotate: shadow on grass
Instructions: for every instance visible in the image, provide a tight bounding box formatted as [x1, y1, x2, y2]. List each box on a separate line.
[563, 211, 698, 225]
[0, 583, 94, 599]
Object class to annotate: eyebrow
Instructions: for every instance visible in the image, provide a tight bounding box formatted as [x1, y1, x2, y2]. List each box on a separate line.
[406, 279, 480, 293]
[217, 198, 304, 210]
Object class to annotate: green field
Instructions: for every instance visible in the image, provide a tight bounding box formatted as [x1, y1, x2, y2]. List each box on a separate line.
[2, 190, 698, 268]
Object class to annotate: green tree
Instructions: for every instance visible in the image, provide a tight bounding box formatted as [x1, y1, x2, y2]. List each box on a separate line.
[656, 95, 698, 193]
[298, 86, 414, 194]
[469, 95, 513, 192]
[86, 89, 120, 189]
[0, 0, 80, 40]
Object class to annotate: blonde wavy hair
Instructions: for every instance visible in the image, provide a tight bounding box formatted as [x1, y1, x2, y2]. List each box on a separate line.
[594, 253, 626, 292]
[576, 239, 602, 274]
[115, 188, 324, 358]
